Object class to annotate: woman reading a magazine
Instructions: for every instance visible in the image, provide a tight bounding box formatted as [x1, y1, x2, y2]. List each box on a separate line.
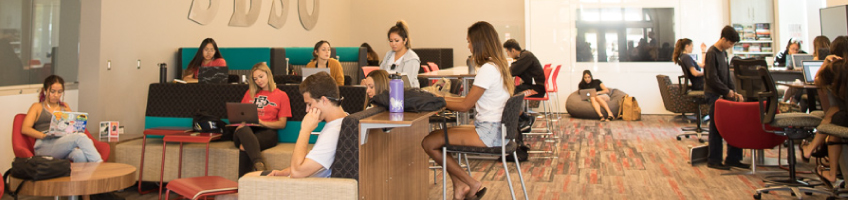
[20, 75, 103, 162]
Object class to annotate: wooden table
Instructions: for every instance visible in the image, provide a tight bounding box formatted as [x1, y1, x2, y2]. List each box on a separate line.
[358, 111, 437, 200]
[419, 66, 474, 124]
[8, 162, 136, 199]
[768, 68, 805, 83]
[779, 83, 820, 112]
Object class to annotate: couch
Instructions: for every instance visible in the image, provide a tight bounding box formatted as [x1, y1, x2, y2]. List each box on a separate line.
[116, 83, 365, 182]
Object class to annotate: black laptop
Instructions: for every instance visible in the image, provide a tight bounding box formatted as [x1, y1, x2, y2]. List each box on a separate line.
[198, 66, 229, 84]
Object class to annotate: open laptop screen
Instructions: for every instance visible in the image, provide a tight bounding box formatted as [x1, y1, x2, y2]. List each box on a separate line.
[802, 61, 823, 84]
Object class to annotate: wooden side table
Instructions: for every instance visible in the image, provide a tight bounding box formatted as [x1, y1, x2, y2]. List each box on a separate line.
[8, 162, 136, 199]
[158, 132, 222, 200]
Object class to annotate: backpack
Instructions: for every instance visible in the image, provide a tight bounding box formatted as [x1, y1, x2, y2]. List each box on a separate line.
[4, 156, 71, 200]
[617, 94, 642, 121]
[192, 111, 227, 134]
[371, 88, 447, 112]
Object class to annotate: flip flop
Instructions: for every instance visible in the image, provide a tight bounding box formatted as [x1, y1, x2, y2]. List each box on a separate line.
[465, 187, 487, 200]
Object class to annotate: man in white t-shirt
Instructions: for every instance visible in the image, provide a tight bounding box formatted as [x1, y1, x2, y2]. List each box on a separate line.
[245, 72, 346, 178]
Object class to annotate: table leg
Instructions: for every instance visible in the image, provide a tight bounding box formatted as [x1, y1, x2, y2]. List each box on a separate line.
[178, 142, 184, 178]
[138, 135, 147, 193]
[459, 77, 471, 125]
[159, 140, 167, 200]
[205, 142, 210, 176]
[806, 88, 818, 112]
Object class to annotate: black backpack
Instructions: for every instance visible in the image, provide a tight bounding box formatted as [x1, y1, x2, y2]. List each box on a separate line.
[192, 111, 227, 133]
[4, 156, 71, 199]
[371, 88, 447, 112]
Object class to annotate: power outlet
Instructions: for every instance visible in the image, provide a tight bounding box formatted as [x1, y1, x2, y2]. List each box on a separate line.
[137, 59, 141, 69]
[107, 60, 111, 70]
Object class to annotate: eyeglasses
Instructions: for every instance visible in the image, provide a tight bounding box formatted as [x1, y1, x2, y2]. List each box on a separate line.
[325, 96, 344, 103]
[390, 64, 397, 70]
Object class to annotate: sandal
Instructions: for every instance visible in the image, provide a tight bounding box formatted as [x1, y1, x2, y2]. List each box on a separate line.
[608, 116, 615, 121]
[815, 165, 838, 188]
[799, 141, 812, 163]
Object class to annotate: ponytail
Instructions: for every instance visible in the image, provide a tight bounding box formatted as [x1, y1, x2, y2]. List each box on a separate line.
[672, 38, 692, 65]
[388, 20, 411, 49]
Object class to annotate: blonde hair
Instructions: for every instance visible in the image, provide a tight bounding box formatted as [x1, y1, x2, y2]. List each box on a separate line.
[468, 21, 514, 94]
[248, 62, 277, 97]
[363, 70, 390, 109]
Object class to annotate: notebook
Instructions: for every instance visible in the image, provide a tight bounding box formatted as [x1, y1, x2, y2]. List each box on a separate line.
[225, 102, 261, 127]
[48, 111, 88, 137]
[301, 68, 331, 81]
[198, 66, 229, 84]
[578, 89, 597, 101]
[802, 60, 823, 84]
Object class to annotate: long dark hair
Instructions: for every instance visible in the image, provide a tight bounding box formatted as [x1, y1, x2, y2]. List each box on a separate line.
[39, 75, 65, 107]
[312, 40, 331, 62]
[387, 20, 411, 49]
[578, 70, 594, 89]
[468, 21, 513, 94]
[782, 38, 802, 56]
[361, 42, 379, 62]
[672, 38, 692, 65]
[813, 36, 831, 59]
[186, 38, 222, 77]
[817, 36, 848, 100]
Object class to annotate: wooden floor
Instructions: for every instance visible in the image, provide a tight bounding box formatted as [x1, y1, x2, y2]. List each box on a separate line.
[2, 114, 838, 200]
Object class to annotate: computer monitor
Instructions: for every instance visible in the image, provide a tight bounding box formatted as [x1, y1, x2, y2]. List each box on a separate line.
[801, 60, 823, 84]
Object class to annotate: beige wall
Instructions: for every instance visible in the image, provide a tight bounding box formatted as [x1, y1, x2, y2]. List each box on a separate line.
[79, 0, 352, 135]
[829, 0, 848, 6]
[350, 0, 525, 67]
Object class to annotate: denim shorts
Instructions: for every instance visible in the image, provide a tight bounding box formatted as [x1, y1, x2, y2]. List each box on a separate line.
[475, 121, 503, 147]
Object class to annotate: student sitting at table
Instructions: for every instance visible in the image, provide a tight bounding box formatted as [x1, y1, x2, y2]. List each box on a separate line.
[672, 38, 706, 91]
[362, 69, 389, 109]
[380, 20, 421, 88]
[183, 38, 227, 83]
[233, 62, 292, 177]
[245, 72, 347, 178]
[306, 40, 345, 86]
[422, 21, 511, 200]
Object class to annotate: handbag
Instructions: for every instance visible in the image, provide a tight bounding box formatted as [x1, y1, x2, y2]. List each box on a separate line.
[4, 156, 71, 199]
[617, 94, 642, 121]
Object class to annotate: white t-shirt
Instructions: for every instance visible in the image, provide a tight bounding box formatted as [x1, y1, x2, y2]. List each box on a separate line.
[472, 63, 510, 122]
[305, 118, 343, 178]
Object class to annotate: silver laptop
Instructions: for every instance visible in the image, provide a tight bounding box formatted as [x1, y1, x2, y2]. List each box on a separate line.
[578, 89, 597, 101]
[802, 60, 823, 84]
[225, 103, 260, 126]
[791, 54, 813, 69]
[301, 68, 331, 81]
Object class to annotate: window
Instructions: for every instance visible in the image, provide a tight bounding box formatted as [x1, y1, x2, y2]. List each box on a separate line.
[576, 8, 675, 62]
[0, 0, 79, 87]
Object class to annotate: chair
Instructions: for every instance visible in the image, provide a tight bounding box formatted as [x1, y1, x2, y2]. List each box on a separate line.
[732, 58, 767, 102]
[441, 94, 528, 200]
[816, 123, 848, 198]
[361, 66, 380, 77]
[524, 67, 556, 156]
[548, 65, 563, 117]
[713, 99, 786, 175]
[658, 74, 709, 142]
[421, 65, 431, 73]
[752, 67, 832, 199]
[12, 113, 110, 161]
[428, 62, 440, 72]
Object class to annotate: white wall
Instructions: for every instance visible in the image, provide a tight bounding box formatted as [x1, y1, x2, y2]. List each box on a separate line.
[527, 0, 729, 114]
[775, 0, 826, 55]
[78, 0, 353, 136]
[0, 90, 78, 172]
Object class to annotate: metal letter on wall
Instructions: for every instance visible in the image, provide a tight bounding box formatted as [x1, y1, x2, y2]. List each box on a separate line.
[268, 0, 289, 29]
[188, 0, 221, 25]
[229, 0, 262, 27]
[298, 0, 319, 30]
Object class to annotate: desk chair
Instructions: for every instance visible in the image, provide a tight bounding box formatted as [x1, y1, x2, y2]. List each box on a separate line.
[753, 67, 831, 199]
[713, 99, 786, 175]
[655, 74, 709, 143]
[816, 123, 848, 198]
[732, 58, 768, 102]
[439, 94, 528, 200]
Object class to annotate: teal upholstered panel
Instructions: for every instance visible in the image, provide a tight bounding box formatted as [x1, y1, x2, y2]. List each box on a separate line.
[285, 47, 315, 66]
[335, 47, 360, 62]
[144, 116, 319, 143]
[181, 47, 272, 71]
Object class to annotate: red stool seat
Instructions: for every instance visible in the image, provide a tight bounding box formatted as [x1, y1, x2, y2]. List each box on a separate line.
[166, 176, 238, 200]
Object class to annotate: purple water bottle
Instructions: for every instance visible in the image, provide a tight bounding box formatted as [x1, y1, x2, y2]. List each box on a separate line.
[389, 73, 404, 113]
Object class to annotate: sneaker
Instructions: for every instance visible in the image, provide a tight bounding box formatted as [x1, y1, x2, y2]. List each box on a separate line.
[707, 162, 730, 170]
[254, 161, 267, 171]
[725, 161, 751, 169]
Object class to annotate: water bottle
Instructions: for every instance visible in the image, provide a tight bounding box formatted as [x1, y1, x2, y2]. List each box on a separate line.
[158, 63, 167, 84]
[389, 73, 404, 113]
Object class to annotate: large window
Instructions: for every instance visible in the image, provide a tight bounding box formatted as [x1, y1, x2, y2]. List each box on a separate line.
[0, 0, 79, 87]
[576, 7, 675, 62]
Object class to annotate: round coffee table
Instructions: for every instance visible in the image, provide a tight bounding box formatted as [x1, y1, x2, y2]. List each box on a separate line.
[8, 162, 136, 199]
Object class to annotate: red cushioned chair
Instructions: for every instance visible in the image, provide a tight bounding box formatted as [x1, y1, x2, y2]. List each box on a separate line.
[428, 62, 440, 72]
[362, 66, 380, 77]
[12, 113, 110, 161]
[713, 99, 785, 174]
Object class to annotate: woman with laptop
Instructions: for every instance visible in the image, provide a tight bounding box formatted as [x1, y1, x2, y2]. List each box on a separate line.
[182, 38, 227, 83]
[232, 62, 292, 176]
[379, 20, 421, 88]
[306, 40, 345, 85]
[421, 21, 512, 200]
[20, 75, 102, 162]
[362, 69, 389, 109]
[774, 38, 807, 67]
[579, 70, 616, 122]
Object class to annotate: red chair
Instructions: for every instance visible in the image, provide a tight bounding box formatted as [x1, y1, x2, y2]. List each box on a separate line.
[428, 62, 440, 72]
[548, 65, 563, 115]
[713, 99, 786, 174]
[421, 65, 431, 73]
[524, 67, 556, 155]
[543, 63, 551, 70]
[12, 114, 110, 161]
[362, 66, 380, 77]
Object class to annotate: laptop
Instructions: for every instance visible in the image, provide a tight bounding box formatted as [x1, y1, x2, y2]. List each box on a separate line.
[225, 102, 261, 126]
[578, 89, 597, 101]
[790, 54, 813, 70]
[802, 60, 823, 84]
[48, 111, 88, 137]
[301, 68, 331, 81]
[198, 66, 229, 84]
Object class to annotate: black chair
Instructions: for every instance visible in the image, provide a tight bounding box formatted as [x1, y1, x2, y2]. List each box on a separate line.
[732, 58, 767, 102]
[675, 69, 710, 142]
[753, 67, 831, 199]
[439, 94, 528, 200]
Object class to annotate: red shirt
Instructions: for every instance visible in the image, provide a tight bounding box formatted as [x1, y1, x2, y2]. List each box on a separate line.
[241, 88, 292, 122]
[193, 58, 227, 78]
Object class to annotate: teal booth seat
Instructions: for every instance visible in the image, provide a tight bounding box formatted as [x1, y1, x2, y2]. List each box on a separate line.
[178, 47, 286, 77]
[143, 117, 320, 143]
[285, 47, 366, 85]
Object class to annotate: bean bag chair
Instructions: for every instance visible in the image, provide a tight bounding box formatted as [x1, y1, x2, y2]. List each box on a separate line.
[565, 88, 627, 119]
